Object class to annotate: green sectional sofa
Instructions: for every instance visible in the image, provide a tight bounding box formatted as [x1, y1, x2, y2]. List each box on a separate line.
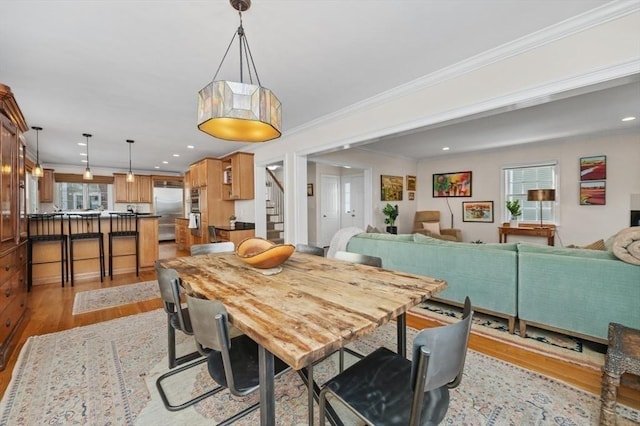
[345, 233, 640, 343]
[346, 233, 519, 333]
[517, 243, 640, 343]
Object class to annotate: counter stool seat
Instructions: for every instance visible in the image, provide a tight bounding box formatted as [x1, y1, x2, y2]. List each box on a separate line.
[27, 213, 68, 289]
[108, 212, 139, 279]
[67, 213, 105, 286]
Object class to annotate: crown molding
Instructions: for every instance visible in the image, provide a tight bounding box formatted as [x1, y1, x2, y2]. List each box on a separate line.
[287, 1, 640, 139]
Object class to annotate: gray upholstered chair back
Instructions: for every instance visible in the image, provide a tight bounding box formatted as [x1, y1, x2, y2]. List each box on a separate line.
[335, 250, 382, 267]
[296, 243, 324, 257]
[155, 263, 189, 332]
[411, 296, 473, 393]
[190, 241, 235, 256]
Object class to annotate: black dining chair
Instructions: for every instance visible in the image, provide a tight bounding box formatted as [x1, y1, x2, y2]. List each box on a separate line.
[334, 250, 382, 267]
[155, 264, 224, 411]
[190, 241, 235, 256]
[319, 297, 474, 426]
[184, 293, 291, 423]
[295, 243, 325, 257]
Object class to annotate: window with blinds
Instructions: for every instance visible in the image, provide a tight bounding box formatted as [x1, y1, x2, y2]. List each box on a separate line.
[503, 163, 557, 224]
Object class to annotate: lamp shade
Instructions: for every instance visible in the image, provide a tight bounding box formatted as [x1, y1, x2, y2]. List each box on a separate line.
[527, 189, 555, 202]
[197, 81, 281, 142]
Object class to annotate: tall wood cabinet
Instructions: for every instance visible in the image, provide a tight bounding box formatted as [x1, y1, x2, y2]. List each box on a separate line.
[221, 152, 254, 200]
[39, 168, 54, 203]
[0, 83, 28, 371]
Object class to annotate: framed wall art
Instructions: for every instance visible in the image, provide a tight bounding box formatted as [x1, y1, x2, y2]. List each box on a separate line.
[408, 191, 415, 201]
[580, 181, 605, 205]
[580, 155, 606, 181]
[433, 171, 472, 197]
[406, 175, 416, 191]
[462, 201, 494, 223]
[381, 175, 403, 201]
[307, 183, 314, 197]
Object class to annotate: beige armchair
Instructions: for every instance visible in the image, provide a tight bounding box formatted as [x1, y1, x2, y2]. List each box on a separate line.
[413, 211, 462, 242]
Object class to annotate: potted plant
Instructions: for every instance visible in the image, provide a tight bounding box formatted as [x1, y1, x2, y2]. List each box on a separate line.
[382, 203, 399, 234]
[229, 215, 237, 229]
[505, 200, 522, 227]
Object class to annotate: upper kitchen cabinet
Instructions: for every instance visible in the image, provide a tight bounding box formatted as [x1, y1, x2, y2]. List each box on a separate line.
[221, 152, 254, 200]
[114, 173, 152, 203]
[39, 168, 54, 203]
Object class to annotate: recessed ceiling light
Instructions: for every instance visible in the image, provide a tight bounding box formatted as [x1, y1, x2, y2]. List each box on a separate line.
[78, 142, 86, 146]
[343, 144, 350, 149]
[173, 154, 180, 157]
[81, 159, 88, 163]
[80, 152, 87, 156]
[154, 166, 160, 169]
[187, 145, 195, 149]
[343, 165, 351, 169]
[621, 116, 636, 122]
[162, 161, 169, 164]
[442, 147, 450, 151]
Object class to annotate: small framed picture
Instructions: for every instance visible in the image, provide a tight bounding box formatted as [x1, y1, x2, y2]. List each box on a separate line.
[307, 183, 314, 197]
[408, 191, 415, 201]
[462, 201, 494, 223]
[381, 175, 403, 201]
[580, 181, 605, 205]
[580, 155, 606, 181]
[406, 175, 416, 191]
[433, 171, 472, 197]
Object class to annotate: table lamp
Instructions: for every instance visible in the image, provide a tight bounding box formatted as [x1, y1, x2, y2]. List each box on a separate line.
[527, 189, 555, 228]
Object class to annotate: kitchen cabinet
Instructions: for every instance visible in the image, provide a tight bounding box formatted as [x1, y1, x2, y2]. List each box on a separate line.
[39, 168, 54, 203]
[114, 173, 152, 203]
[175, 218, 189, 251]
[221, 152, 254, 200]
[189, 159, 211, 188]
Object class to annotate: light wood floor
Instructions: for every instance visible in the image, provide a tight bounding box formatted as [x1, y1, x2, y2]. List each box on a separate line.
[1, 242, 638, 413]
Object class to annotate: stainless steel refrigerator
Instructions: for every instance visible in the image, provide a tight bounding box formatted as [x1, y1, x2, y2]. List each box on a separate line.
[154, 183, 184, 241]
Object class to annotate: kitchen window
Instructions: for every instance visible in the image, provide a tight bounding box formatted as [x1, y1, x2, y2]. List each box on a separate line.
[503, 162, 557, 224]
[58, 182, 111, 211]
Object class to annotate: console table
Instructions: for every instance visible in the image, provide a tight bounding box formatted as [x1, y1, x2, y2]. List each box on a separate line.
[498, 224, 555, 246]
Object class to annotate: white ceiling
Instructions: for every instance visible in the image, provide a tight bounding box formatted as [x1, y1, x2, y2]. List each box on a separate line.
[1, 0, 635, 174]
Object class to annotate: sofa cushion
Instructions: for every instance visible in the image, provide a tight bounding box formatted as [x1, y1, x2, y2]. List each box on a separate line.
[517, 243, 617, 260]
[413, 233, 518, 251]
[354, 233, 415, 243]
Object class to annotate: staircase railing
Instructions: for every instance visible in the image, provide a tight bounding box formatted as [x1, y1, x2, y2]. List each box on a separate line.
[266, 168, 284, 224]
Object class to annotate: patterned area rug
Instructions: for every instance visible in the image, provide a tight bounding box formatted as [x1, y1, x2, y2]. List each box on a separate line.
[416, 300, 606, 370]
[1, 309, 638, 425]
[72, 281, 160, 315]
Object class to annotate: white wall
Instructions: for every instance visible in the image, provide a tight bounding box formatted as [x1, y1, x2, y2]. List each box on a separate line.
[416, 131, 640, 245]
[249, 9, 640, 243]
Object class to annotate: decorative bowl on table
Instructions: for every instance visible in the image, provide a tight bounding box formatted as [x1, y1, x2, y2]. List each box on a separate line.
[235, 237, 295, 269]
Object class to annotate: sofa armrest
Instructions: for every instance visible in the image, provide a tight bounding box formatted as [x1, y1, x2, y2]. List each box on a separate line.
[441, 228, 462, 242]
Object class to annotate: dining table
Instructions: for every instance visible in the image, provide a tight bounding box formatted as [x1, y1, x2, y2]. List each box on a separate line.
[159, 251, 447, 425]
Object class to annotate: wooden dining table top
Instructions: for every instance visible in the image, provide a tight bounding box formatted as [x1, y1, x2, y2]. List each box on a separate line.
[159, 252, 447, 370]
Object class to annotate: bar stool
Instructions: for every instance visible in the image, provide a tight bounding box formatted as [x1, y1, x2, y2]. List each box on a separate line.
[27, 213, 68, 289]
[108, 212, 139, 279]
[67, 213, 105, 286]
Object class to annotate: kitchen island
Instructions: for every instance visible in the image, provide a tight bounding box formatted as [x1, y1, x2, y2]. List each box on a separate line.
[29, 213, 159, 285]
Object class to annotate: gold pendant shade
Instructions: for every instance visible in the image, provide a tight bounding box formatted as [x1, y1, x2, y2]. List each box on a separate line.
[197, 81, 281, 142]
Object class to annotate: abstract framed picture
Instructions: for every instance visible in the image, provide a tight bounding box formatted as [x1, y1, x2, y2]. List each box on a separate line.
[580, 155, 606, 181]
[433, 171, 472, 197]
[462, 201, 494, 223]
[580, 181, 606, 205]
[406, 175, 416, 191]
[381, 175, 403, 201]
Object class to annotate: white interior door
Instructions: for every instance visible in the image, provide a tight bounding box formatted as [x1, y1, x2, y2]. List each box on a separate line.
[340, 174, 364, 229]
[320, 174, 340, 246]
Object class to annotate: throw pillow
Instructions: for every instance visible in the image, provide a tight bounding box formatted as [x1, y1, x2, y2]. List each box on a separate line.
[583, 239, 605, 250]
[422, 222, 440, 235]
[366, 225, 382, 233]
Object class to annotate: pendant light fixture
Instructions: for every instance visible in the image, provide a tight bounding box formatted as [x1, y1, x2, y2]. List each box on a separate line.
[82, 133, 93, 180]
[126, 139, 135, 183]
[31, 126, 43, 178]
[197, 0, 281, 142]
